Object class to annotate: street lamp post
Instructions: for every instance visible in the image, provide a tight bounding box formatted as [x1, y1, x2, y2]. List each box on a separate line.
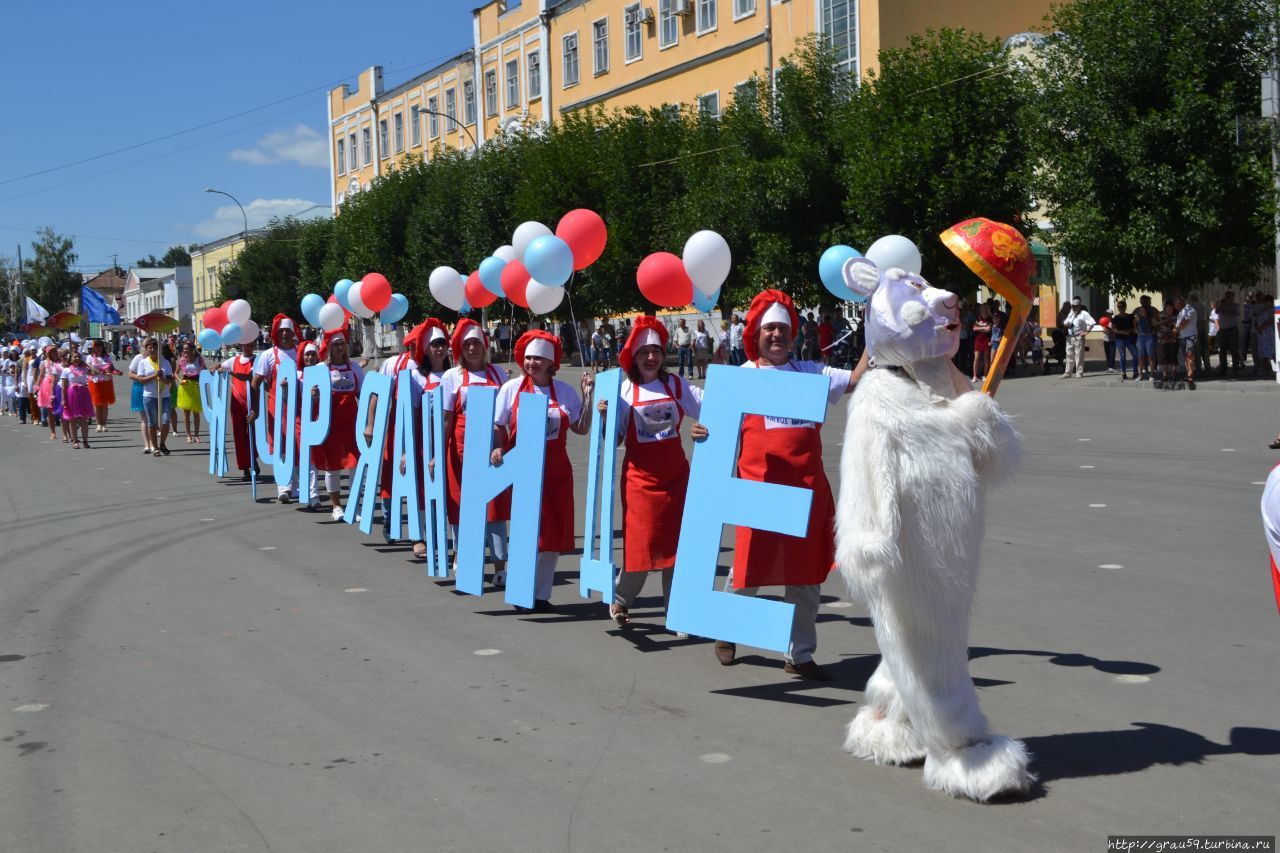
[204, 187, 248, 245]
[412, 106, 479, 151]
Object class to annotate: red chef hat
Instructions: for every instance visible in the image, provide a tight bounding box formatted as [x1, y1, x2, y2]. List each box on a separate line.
[450, 318, 488, 363]
[269, 313, 298, 347]
[743, 289, 799, 361]
[404, 318, 448, 362]
[514, 329, 562, 371]
[317, 329, 348, 362]
[618, 316, 668, 373]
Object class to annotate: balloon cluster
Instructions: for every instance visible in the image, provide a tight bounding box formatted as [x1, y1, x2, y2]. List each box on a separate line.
[637, 231, 731, 311]
[199, 299, 258, 349]
[818, 235, 922, 303]
[431, 209, 609, 317]
[301, 272, 406, 332]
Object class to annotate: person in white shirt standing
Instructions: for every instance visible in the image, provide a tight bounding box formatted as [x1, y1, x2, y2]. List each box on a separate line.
[250, 315, 302, 502]
[1061, 298, 1096, 378]
[1174, 296, 1198, 389]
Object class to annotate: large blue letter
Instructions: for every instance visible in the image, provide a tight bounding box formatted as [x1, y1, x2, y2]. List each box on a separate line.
[455, 386, 547, 608]
[666, 365, 829, 653]
[579, 368, 621, 601]
[387, 370, 422, 542]
[198, 369, 229, 477]
[421, 385, 449, 578]
[343, 370, 391, 534]
[269, 358, 299, 490]
[298, 364, 332, 500]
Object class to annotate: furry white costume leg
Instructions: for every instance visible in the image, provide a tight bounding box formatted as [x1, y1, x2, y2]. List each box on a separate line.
[844, 659, 926, 764]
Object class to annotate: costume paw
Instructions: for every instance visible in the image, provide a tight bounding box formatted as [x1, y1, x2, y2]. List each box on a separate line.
[922, 735, 1035, 802]
[844, 705, 926, 765]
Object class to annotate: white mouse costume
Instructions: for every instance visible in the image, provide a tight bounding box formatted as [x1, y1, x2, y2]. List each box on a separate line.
[834, 229, 1035, 802]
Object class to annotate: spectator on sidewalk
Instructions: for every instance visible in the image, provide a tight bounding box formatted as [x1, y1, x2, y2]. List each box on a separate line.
[1134, 295, 1160, 381]
[1174, 296, 1198, 389]
[817, 314, 834, 364]
[1157, 301, 1179, 384]
[1062, 298, 1096, 378]
[1099, 310, 1116, 373]
[1242, 293, 1256, 368]
[971, 303, 993, 383]
[1112, 300, 1138, 380]
[673, 318, 693, 378]
[1217, 290, 1242, 375]
[955, 299, 974, 375]
[729, 314, 745, 366]
[693, 319, 711, 379]
[1253, 292, 1275, 377]
[1189, 292, 1211, 374]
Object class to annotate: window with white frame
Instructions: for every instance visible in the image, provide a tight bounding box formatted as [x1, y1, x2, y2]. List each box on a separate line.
[734, 0, 755, 17]
[410, 106, 421, 146]
[379, 119, 389, 158]
[697, 0, 716, 33]
[348, 133, 358, 170]
[445, 89, 457, 131]
[592, 19, 609, 74]
[821, 0, 857, 72]
[463, 80, 476, 125]
[659, 0, 678, 48]
[394, 113, 404, 152]
[624, 4, 643, 61]
[528, 51, 541, 99]
[734, 79, 759, 106]
[485, 69, 498, 116]
[505, 59, 520, 108]
[427, 96, 439, 138]
[336, 139, 346, 174]
[697, 91, 720, 118]
[562, 33, 580, 87]
[361, 127, 371, 165]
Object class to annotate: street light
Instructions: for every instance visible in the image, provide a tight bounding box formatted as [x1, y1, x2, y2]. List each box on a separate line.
[204, 187, 248, 241]
[412, 106, 479, 151]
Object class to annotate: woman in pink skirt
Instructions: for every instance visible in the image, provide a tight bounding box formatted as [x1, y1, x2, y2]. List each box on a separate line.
[60, 348, 94, 448]
[36, 346, 62, 441]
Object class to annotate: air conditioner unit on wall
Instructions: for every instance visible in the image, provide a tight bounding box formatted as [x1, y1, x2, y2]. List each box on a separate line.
[637, 6, 654, 23]
[673, 0, 692, 15]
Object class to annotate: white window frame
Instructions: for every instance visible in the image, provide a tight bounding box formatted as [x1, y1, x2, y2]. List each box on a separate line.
[348, 133, 358, 171]
[361, 127, 372, 165]
[733, 0, 755, 20]
[592, 18, 609, 75]
[820, 0, 858, 74]
[445, 88, 457, 132]
[484, 69, 498, 117]
[696, 0, 717, 34]
[697, 90, 720, 118]
[393, 112, 404, 152]
[528, 51, 541, 101]
[562, 32, 580, 88]
[336, 138, 346, 175]
[379, 119, 389, 159]
[427, 96, 440, 138]
[463, 80, 476, 125]
[624, 4, 643, 63]
[410, 106, 422, 146]
[659, 0, 679, 49]
[505, 59, 520, 109]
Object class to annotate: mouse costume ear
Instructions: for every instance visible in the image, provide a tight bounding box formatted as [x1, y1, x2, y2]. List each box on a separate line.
[842, 257, 881, 299]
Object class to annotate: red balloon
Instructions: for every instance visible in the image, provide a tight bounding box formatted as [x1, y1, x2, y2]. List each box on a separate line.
[220, 300, 234, 312]
[202, 307, 228, 333]
[465, 271, 497, 309]
[360, 272, 392, 313]
[500, 260, 532, 309]
[636, 253, 693, 308]
[556, 208, 608, 271]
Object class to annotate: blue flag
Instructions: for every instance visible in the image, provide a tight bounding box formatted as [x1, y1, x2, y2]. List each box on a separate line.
[81, 286, 120, 325]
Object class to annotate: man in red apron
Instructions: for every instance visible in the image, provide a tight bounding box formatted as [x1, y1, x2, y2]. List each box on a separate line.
[250, 314, 302, 503]
[220, 339, 258, 480]
[714, 289, 864, 680]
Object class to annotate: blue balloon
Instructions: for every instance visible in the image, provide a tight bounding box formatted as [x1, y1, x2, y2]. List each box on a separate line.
[300, 293, 325, 326]
[459, 297, 472, 315]
[478, 256, 507, 297]
[693, 286, 720, 313]
[334, 279, 355, 311]
[379, 293, 409, 325]
[523, 235, 573, 288]
[198, 328, 222, 350]
[818, 245, 863, 303]
[220, 322, 242, 347]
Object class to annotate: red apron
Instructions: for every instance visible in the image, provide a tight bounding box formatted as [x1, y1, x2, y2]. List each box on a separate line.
[509, 376, 575, 553]
[229, 355, 254, 471]
[446, 365, 507, 524]
[731, 361, 835, 588]
[379, 354, 416, 499]
[621, 377, 689, 572]
[263, 347, 300, 456]
[315, 363, 361, 471]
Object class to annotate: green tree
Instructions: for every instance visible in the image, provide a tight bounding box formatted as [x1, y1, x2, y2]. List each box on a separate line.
[27, 227, 80, 311]
[1031, 0, 1278, 295]
[135, 245, 193, 268]
[219, 217, 329, 320]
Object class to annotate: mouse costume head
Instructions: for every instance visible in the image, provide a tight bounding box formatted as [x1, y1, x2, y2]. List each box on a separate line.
[841, 260, 960, 367]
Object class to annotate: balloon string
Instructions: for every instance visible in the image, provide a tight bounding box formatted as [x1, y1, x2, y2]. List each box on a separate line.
[563, 270, 587, 370]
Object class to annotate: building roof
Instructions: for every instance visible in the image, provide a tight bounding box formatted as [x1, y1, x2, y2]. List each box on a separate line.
[380, 49, 476, 100]
[130, 267, 176, 280]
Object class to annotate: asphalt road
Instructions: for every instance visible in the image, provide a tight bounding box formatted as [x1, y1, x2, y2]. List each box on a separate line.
[1, 368, 1277, 853]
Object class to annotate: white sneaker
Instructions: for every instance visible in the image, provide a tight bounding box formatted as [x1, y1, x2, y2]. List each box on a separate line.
[332, 506, 345, 521]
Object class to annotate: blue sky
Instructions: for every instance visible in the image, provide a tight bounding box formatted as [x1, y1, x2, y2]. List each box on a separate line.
[0, 0, 473, 273]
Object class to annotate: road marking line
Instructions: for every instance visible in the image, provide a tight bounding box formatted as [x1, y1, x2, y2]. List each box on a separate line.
[344, 587, 367, 593]
[1098, 564, 1124, 570]
[1114, 674, 1150, 684]
[699, 753, 732, 764]
[1089, 503, 1107, 508]
[1080, 465, 1095, 469]
[259, 546, 277, 551]
[13, 704, 49, 713]
[825, 601, 853, 609]
[473, 649, 502, 656]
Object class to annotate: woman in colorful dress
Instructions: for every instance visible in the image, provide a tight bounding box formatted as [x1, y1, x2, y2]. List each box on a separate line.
[441, 319, 510, 582]
[491, 330, 594, 612]
[86, 339, 117, 433]
[971, 303, 993, 383]
[37, 346, 63, 441]
[60, 347, 94, 448]
[175, 340, 205, 443]
[598, 317, 703, 628]
[313, 330, 365, 520]
[129, 336, 174, 456]
[219, 339, 259, 480]
[128, 344, 152, 453]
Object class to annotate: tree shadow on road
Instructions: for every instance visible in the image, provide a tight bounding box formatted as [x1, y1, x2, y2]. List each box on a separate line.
[968, 646, 1160, 676]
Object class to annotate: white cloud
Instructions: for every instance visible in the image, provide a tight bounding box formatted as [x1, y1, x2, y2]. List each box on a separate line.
[193, 197, 320, 239]
[230, 124, 328, 169]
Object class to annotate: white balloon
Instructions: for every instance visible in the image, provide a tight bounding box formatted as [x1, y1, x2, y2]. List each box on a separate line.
[429, 265, 467, 312]
[493, 244, 518, 264]
[865, 235, 922, 275]
[682, 230, 732, 297]
[512, 221, 552, 262]
[347, 280, 375, 319]
[317, 303, 346, 332]
[525, 278, 566, 315]
[226, 298, 252, 326]
[237, 319, 260, 344]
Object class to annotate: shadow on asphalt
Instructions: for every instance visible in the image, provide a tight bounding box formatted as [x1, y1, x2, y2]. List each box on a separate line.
[968, 646, 1161, 676]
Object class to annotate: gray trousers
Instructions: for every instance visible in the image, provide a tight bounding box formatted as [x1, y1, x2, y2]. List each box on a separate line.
[614, 567, 674, 609]
[722, 577, 821, 665]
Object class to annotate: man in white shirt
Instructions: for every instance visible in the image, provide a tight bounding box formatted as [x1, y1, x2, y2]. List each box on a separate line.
[729, 314, 745, 365]
[1174, 296, 1198, 389]
[1061, 298, 1096, 378]
[673, 318, 693, 378]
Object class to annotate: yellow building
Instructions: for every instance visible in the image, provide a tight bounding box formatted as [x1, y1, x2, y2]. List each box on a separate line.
[192, 232, 256, 333]
[328, 0, 1056, 209]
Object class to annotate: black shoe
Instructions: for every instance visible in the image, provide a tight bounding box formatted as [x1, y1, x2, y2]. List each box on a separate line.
[532, 599, 556, 613]
[784, 660, 833, 681]
[242, 470, 250, 481]
[714, 641, 736, 665]
[278, 493, 292, 504]
[1186, 379, 1195, 390]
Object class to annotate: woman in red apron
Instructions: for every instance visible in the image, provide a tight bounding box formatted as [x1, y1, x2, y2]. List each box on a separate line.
[250, 314, 302, 503]
[394, 319, 451, 559]
[313, 330, 365, 520]
[378, 322, 430, 542]
[219, 340, 258, 480]
[601, 317, 703, 629]
[709, 290, 865, 680]
[491, 330, 594, 612]
[441, 319, 509, 582]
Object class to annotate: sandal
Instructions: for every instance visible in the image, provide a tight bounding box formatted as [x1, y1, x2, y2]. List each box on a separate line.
[1269, 438, 1280, 450]
[72, 442, 80, 449]
[609, 604, 630, 627]
[160, 446, 171, 456]
[153, 449, 163, 457]
[412, 541, 427, 559]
